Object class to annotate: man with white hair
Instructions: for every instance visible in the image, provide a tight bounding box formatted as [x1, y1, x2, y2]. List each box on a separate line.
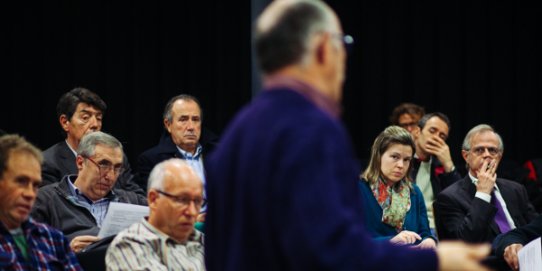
[106, 158, 204, 270]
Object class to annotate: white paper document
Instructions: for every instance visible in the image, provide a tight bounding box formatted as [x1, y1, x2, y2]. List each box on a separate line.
[98, 202, 149, 238]
[518, 237, 542, 271]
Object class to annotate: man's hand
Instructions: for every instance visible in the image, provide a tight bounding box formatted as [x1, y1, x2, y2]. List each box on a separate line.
[70, 235, 100, 253]
[475, 159, 497, 194]
[390, 230, 421, 245]
[424, 136, 454, 172]
[437, 241, 491, 271]
[503, 243, 523, 271]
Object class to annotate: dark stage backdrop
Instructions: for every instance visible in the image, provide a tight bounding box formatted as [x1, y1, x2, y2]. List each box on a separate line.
[4, 1, 542, 176]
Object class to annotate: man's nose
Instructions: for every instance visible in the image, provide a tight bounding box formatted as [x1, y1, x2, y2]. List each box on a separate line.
[22, 184, 37, 200]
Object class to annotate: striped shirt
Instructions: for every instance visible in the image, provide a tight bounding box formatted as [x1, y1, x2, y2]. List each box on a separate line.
[0, 218, 82, 270]
[106, 218, 205, 271]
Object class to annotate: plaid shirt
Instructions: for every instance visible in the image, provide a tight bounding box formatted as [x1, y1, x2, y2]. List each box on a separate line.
[0, 218, 82, 271]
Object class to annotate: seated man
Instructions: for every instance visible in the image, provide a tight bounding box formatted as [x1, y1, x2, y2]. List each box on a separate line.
[434, 124, 537, 243]
[31, 131, 147, 253]
[0, 134, 81, 270]
[135, 94, 216, 192]
[106, 158, 204, 270]
[410, 112, 462, 232]
[42, 87, 143, 195]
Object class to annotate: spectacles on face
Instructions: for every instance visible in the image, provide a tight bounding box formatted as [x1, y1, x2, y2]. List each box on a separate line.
[83, 156, 125, 176]
[468, 146, 501, 156]
[155, 190, 203, 210]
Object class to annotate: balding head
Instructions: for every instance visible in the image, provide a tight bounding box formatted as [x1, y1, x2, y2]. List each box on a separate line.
[254, 0, 339, 74]
[147, 159, 203, 242]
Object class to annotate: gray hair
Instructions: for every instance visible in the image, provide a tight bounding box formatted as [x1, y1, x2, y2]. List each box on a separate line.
[461, 124, 504, 152]
[147, 158, 196, 192]
[254, 0, 336, 74]
[162, 94, 202, 124]
[77, 131, 123, 157]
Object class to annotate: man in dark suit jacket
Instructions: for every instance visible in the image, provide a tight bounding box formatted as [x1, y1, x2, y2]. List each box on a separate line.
[410, 112, 462, 231]
[493, 214, 542, 270]
[434, 124, 538, 243]
[42, 87, 143, 195]
[135, 94, 217, 192]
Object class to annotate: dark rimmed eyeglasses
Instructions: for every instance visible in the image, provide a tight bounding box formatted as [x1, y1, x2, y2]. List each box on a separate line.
[155, 190, 204, 210]
[83, 156, 125, 176]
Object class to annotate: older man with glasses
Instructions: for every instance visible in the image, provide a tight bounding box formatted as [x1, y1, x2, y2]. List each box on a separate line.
[434, 124, 538, 243]
[106, 158, 204, 270]
[31, 131, 147, 253]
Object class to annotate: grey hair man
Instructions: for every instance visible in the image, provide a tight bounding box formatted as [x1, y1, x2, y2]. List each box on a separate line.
[32, 131, 147, 253]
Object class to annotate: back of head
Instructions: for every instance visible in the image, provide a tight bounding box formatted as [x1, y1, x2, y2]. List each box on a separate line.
[362, 126, 415, 184]
[77, 131, 123, 157]
[0, 134, 43, 179]
[254, 0, 335, 75]
[56, 87, 107, 123]
[389, 103, 425, 125]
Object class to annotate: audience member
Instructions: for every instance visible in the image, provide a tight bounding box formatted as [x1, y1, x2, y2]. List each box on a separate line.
[205, 1, 490, 270]
[359, 126, 436, 249]
[434, 124, 537, 243]
[494, 214, 542, 271]
[410, 112, 462, 232]
[0, 134, 82, 270]
[41, 87, 143, 195]
[135, 94, 216, 194]
[106, 158, 204, 270]
[31, 131, 147, 253]
[389, 102, 425, 134]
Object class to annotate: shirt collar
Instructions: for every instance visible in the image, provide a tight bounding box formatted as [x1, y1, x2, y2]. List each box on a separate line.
[263, 75, 341, 119]
[67, 175, 116, 202]
[177, 144, 203, 159]
[141, 217, 201, 245]
[65, 140, 77, 157]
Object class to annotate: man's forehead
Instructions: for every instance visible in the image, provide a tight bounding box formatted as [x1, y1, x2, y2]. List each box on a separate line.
[75, 103, 103, 114]
[92, 145, 123, 160]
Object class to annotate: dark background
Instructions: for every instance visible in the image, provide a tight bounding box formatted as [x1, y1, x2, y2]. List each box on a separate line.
[4, 1, 542, 175]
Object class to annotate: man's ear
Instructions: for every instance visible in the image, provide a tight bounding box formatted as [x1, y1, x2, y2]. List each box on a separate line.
[163, 118, 172, 133]
[461, 150, 469, 162]
[76, 155, 85, 171]
[315, 33, 331, 65]
[147, 189, 159, 209]
[60, 114, 70, 132]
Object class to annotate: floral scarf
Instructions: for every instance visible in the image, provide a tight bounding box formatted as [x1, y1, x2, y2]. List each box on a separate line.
[370, 177, 411, 232]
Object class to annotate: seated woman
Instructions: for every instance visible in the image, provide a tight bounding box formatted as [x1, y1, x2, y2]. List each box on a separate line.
[359, 126, 437, 249]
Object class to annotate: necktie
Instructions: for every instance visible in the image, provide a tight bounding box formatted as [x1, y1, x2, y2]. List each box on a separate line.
[491, 191, 511, 233]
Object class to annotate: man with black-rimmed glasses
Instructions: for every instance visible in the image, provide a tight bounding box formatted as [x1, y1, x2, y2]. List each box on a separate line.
[31, 131, 147, 253]
[106, 158, 204, 270]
